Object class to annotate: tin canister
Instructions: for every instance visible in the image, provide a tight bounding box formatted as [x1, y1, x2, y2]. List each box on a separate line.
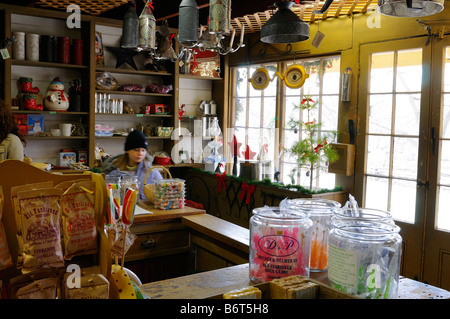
[249, 206, 313, 283]
[57, 37, 70, 64]
[288, 198, 341, 272]
[39, 35, 54, 62]
[328, 219, 402, 299]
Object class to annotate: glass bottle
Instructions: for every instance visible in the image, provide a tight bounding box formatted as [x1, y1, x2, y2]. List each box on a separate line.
[249, 206, 313, 283]
[328, 219, 402, 299]
[139, 0, 156, 50]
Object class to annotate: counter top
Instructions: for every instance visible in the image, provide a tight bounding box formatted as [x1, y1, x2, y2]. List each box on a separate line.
[139, 263, 450, 299]
[132, 200, 205, 224]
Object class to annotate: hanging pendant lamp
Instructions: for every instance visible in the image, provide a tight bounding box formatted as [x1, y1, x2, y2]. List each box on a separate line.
[261, 1, 309, 44]
[139, 0, 156, 50]
[377, 0, 444, 17]
[209, 0, 232, 35]
[178, 0, 199, 47]
[121, 0, 139, 49]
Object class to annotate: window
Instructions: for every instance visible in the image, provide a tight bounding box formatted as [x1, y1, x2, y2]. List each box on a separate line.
[230, 56, 341, 189]
[364, 48, 422, 223]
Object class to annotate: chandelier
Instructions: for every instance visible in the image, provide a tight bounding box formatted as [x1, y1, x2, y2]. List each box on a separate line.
[178, 0, 245, 55]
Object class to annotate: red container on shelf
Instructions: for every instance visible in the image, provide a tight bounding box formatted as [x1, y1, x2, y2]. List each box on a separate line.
[154, 156, 171, 165]
[57, 37, 70, 64]
[72, 39, 83, 65]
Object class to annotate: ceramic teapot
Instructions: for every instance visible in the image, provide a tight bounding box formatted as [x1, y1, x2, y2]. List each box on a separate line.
[44, 76, 70, 111]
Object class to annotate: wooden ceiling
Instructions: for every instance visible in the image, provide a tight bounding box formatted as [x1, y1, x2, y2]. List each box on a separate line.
[5, 0, 378, 33]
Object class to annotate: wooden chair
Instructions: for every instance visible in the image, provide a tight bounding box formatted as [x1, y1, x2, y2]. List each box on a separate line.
[0, 160, 111, 287]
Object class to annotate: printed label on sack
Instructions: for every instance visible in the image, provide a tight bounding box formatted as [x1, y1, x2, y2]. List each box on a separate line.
[328, 243, 358, 289]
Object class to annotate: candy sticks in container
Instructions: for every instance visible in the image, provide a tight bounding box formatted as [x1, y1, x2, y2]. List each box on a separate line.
[120, 188, 138, 268]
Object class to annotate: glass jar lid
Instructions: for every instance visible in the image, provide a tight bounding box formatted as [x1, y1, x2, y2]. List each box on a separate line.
[332, 219, 401, 241]
[252, 206, 310, 221]
[334, 207, 393, 222]
[286, 198, 341, 215]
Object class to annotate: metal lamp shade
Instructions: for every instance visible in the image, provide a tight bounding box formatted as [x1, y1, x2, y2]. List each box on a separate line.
[377, 0, 444, 17]
[261, 1, 309, 44]
[139, 0, 156, 50]
[121, 1, 139, 49]
[179, 0, 199, 46]
[209, 0, 231, 34]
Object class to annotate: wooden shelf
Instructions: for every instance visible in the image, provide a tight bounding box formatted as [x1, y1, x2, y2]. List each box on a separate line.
[96, 89, 173, 97]
[96, 65, 173, 77]
[12, 110, 89, 115]
[179, 74, 222, 81]
[94, 136, 171, 140]
[12, 59, 88, 69]
[95, 113, 172, 118]
[25, 136, 88, 140]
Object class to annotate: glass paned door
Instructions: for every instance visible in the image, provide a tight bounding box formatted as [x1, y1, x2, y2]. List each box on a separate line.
[357, 38, 432, 281]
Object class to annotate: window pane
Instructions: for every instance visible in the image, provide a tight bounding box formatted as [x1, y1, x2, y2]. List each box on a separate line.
[392, 137, 418, 179]
[303, 61, 321, 95]
[322, 58, 341, 94]
[366, 135, 391, 176]
[248, 98, 261, 127]
[285, 97, 300, 124]
[394, 93, 421, 136]
[249, 67, 262, 97]
[235, 98, 246, 127]
[370, 51, 394, 93]
[437, 185, 450, 231]
[391, 179, 416, 223]
[365, 176, 389, 210]
[439, 140, 450, 185]
[368, 94, 392, 134]
[396, 49, 422, 93]
[321, 95, 339, 132]
[442, 94, 450, 138]
[235, 68, 248, 97]
[263, 97, 276, 128]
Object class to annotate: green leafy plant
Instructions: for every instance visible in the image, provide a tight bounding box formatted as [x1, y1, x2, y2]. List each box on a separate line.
[288, 96, 339, 190]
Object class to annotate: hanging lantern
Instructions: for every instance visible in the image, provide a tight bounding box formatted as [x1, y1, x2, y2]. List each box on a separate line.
[179, 0, 199, 47]
[261, 1, 309, 44]
[377, 0, 444, 17]
[120, 0, 139, 49]
[209, 0, 231, 35]
[139, 0, 156, 50]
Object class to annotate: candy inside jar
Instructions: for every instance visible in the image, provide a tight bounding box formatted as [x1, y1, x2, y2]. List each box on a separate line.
[327, 219, 402, 299]
[287, 198, 341, 272]
[249, 207, 313, 283]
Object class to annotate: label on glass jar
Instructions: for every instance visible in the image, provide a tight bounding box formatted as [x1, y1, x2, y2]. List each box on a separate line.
[327, 243, 358, 289]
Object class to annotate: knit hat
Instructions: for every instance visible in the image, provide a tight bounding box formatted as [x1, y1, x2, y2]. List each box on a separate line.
[125, 130, 148, 151]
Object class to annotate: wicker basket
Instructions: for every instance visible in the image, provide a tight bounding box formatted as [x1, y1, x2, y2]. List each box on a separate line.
[143, 166, 172, 204]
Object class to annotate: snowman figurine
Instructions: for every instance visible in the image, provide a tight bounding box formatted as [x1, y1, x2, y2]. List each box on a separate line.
[44, 76, 70, 111]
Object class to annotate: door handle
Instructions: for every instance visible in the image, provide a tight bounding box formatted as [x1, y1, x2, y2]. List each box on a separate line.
[417, 180, 429, 189]
[141, 238, 156, 249]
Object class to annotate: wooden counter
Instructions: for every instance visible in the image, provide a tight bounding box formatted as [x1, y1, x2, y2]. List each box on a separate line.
[132, 200, 206, 224]
[140, 263, 450, 299]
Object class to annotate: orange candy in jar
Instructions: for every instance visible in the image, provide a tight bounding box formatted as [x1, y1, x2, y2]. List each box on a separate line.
[287, 198, 341, 272]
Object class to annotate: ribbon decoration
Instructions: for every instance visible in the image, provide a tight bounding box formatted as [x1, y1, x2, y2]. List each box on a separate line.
[239, 180, 255, 204]
[216, 171, 227, 193]
[148, 1, 154, 10]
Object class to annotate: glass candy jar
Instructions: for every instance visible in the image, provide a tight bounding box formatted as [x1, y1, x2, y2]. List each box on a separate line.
[249, 207, 313, 283]
[333, 207, 394, 224]
[327, 219, 402, 299]
[288, 198, 341, 272]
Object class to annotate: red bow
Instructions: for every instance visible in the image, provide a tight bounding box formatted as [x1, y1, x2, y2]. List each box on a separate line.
[216, 172, 227, 193]
[148, 1, 154, 10]
[239, 181, 255, 204]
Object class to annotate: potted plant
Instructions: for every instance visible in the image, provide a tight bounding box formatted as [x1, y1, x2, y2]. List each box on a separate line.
[287, 96, 339, 190]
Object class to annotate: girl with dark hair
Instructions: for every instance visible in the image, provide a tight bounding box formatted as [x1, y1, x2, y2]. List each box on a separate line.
[0, 100, 25, 161]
